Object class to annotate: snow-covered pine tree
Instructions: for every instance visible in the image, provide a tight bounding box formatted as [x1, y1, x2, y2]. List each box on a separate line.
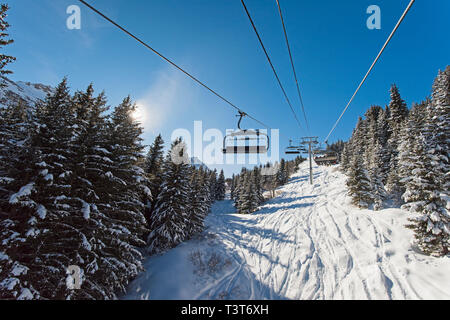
[98, 96, 148, 295]
[208, 169, 217, 206]
[215, 170, 226, 201]
[405, 66, 450, 256]
[385, 157, 404, 204]
[388, 84, 409, 137]
[187, 169, 205, 238]
[354, 117, 369, 157]
[398, 101, 427, 195]
[0, 78, 84, 299]
[385, 84, 409, 199]
[238, 173, 257, 214]
[143, 134, 165, 226]
[339, 143, 351, 173]
[0, 101, 39, 300]
[64, 84, 117, 299]
[0, 101, 30, 203]
[0, 4, 15, 82]
[251, 167, 264, 205]
[376, 107, 391, 184]
[364, 105, 382, 168]
[403, 134, 449, 256]
[427, 66, 449, 211]
[230, 174, 236, 201]
[369, 140, 387, 211]
[346, 154, 373, 209]
[197, 167, 212, 218]
[147, 138, 190, 254]
[276, 159, 288, 186]
[342, 117, 367, 175]
[233, 170, 247, 212]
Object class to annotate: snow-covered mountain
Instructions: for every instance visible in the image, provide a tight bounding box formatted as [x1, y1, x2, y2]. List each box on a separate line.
[190, 157, 208, 170]
[124, 161, 450, 300]
[0, 77, 52, 108]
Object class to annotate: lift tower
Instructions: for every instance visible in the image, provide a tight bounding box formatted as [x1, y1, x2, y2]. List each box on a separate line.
[300, 137, 319, 185]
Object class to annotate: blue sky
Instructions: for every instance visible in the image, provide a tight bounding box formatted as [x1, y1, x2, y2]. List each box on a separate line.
[4, 0, 449, 176]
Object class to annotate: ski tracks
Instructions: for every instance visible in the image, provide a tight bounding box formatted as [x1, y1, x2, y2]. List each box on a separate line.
[124, 162, 450, 300]
[201, 163, 450, 300]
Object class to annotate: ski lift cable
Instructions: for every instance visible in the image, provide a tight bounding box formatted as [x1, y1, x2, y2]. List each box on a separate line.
[78, 0, 271, 130]
[275, 0, 310, 133]
[240, 0, 304, 133]
[324, 0, 415, 144]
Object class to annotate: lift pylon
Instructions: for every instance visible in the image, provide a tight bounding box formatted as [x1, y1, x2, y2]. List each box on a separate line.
[299, 137, 319, 185]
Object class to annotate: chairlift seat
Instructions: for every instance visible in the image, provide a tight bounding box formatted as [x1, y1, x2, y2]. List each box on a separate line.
[223, 145, 268, 154]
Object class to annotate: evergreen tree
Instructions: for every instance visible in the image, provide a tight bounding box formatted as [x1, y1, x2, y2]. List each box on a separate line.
[230, 174, 236, 201]
[403, 135, 449, 256]
[186, 169, 205, 237]
[147, 139, 190, 254]
[238, 173, 257, 214]
[364, 106, 382, 168]
[385, 85, 408, 199]
[98, 96, 148, 296]
[0, 101, 30, 204]
[0, 4, 15, 82]
[346, 154, 373, 209]
[233, 170, 247, 212]
[215, 170, 226, 201]
[197, 167, 212, 217]
[276, 159, 288, 186]
[376, 107, 391, 183]
[388, 84, 409, 139]
[427, 66, 449, 209]
[64, 84, 116, 299]
[340, 143, 351, 173]
[398, 101, 427, 191]
[0, 101, 38, 299]
[208, 169, 217, 206]
[251, 167, 264, 205]
[369, 141, 386, 211]
[143, 134, 165, 226]
[0, 79, 81, 299]
[403, 67, 450, 256]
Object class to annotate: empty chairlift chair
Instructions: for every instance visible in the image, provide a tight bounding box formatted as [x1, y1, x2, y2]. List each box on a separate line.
[314, 151, 338, 165]
[222, 111, 270, 154]
[285, 139, 306, 155]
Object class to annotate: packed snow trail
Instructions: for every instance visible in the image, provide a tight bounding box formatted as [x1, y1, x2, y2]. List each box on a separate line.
[124, 162, 450, 300]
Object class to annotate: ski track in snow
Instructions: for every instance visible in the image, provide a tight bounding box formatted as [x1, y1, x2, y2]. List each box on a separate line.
[124, 162, 450, 300]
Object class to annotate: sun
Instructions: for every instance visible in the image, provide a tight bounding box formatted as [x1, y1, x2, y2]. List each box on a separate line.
[131, 104, 147, 124]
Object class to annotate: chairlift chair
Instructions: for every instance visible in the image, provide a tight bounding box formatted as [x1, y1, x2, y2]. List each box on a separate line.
[285, 148, 301, 155]
[222, 111, 269, 154]
[285, 139, 300, 154]
[313, 148, 326, 155]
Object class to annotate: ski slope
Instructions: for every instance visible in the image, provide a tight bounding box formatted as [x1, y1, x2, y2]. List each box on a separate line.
[124, 162, 450, 300]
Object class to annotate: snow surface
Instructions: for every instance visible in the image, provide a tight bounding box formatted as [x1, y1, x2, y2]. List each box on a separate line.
[124, 162, 450, 300]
